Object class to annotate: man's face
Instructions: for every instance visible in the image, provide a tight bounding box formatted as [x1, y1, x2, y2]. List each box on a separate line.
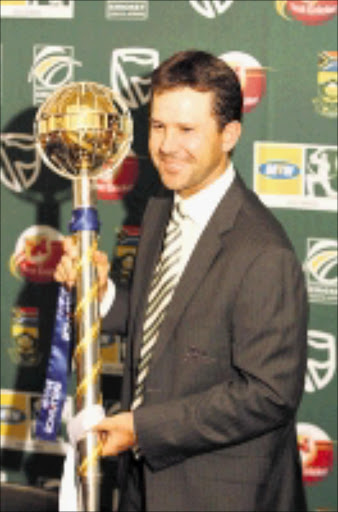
[149, 87, 238, 198]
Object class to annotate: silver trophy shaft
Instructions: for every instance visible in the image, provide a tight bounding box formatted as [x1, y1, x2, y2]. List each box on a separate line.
[73, 176, 101, 512]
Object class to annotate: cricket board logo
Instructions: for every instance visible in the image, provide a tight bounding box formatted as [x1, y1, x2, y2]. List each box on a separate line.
[254, 142, 337, 211]
[28, 45, 82, 105]
[276, 0, 338, 25]
[189, 0, 234, 18]
[0, 133, 41, 193]
[10, 225, 64, 283]
[313, 51, 337, 118]
[0, 0, 74, 18]
[111, 48, 159, 109]
[303, 238, 337, 305]
[305, 330, 336, 393]
[220, 52, 267, 113]
[297, 423, 334, 484]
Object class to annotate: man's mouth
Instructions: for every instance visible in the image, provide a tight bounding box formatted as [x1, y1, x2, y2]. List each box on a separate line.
[160, 157, 186, 173]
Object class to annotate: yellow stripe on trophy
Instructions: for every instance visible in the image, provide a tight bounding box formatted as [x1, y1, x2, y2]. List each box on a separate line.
[74, 239, 98, 275]
[76, 360, 102, 400]
[78, 441, 103, 478]
[75, 282, 99, 320]
[74, 320, 101, 362]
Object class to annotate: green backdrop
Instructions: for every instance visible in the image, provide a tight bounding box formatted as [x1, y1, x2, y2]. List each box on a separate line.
[1, 1, 337, 511]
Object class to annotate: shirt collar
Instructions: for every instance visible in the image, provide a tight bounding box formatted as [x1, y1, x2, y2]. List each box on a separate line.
[174, 162, 235, 229]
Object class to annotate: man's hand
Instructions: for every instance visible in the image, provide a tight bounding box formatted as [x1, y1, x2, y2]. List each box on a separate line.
[54, 236, 110, 300]
[93, 412, 137, 456]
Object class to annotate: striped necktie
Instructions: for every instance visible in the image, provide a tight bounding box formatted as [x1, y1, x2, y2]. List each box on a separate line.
[132, 202, 185, 410]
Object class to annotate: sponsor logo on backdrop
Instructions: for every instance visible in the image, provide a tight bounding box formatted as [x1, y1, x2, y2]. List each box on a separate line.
[101, 333, 126, 374]
[9, 307, 41, 366]
[0, 406, 26, 425]
[254, 142, 337, 210]
[96, 151, 139, 200]
[0, 133, 41, 193]
[306, 147, 338, 200]
[305, 330, 336, 393]
[297, 423, 334, 484]
[28, 45, 82, 105]
[0, 389, 71, 453]
[276, 0, 338, 25]
[10, 225, 64, 283]
[112, 225, 140, 285]
[220, 52, 267, 113]
[189, 0, 234, 18]
[0, 0, 74, 18]
[106, 0, 148, 20]
[314, 51, 338, 118]
[0, 391, 29, 444]
[100, 224, 139, 372]
[303, 238, 337, 305]
[111, 48, 159, 109]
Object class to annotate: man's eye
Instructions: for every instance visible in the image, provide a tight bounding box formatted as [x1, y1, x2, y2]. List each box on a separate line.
[151, 123, 163, 130]
[181, 127, 193, 133]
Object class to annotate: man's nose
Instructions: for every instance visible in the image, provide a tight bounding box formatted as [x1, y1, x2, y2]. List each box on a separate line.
[160, 129, 178, 154]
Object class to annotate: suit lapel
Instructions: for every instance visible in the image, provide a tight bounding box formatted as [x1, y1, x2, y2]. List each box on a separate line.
[148, 175, 246, 368]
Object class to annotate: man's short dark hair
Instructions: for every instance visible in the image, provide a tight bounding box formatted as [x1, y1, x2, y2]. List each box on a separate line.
[151, 50, 243, 130]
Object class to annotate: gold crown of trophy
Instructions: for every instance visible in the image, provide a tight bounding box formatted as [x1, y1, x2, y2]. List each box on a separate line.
[35, 82, 133, 512]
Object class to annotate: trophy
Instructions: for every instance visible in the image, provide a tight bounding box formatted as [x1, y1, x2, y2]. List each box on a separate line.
[35, 82, 133, 511]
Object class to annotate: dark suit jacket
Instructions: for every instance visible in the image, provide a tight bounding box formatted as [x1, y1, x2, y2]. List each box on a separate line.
[102, 173, 308, 512]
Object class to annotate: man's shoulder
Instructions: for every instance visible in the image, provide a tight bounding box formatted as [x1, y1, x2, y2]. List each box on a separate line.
[144, 185, 173, 213]
[230, 173, 295, 252]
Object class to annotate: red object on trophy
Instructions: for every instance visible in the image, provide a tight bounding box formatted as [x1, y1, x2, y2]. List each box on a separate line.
[96, 150, 139, 200]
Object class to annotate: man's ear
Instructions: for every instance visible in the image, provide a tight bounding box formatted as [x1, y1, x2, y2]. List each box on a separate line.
[222, 121, 242, 153]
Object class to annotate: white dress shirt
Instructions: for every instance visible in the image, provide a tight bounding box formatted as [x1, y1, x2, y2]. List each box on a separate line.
[100, 163, 235, 317]
[173, 162, 235, 282]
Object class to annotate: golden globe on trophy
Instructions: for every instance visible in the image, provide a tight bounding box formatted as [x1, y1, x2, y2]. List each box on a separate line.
[35, 82, 133, 511]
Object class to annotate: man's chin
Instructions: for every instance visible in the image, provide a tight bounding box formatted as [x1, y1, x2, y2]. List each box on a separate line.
[162, 179, 186, 194]
[159, 170, 184, 190]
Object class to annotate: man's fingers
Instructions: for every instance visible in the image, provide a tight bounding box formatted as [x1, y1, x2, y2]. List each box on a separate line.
[54, 236, 110, 295]
[93, 250, 109, 265]
[92, 418, 118, 456]
[92, 417, 115, 432]
[93, 250, 110, 276]
[63, 236, 79, 259]
[93, 251, 110, 298]
[54, 254, 77, 287]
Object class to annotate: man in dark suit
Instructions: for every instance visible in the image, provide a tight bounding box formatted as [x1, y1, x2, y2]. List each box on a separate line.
[56, 50, 308, 511]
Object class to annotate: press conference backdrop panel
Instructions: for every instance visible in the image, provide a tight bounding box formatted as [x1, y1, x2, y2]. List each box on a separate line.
[0, 2, 337, 511]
